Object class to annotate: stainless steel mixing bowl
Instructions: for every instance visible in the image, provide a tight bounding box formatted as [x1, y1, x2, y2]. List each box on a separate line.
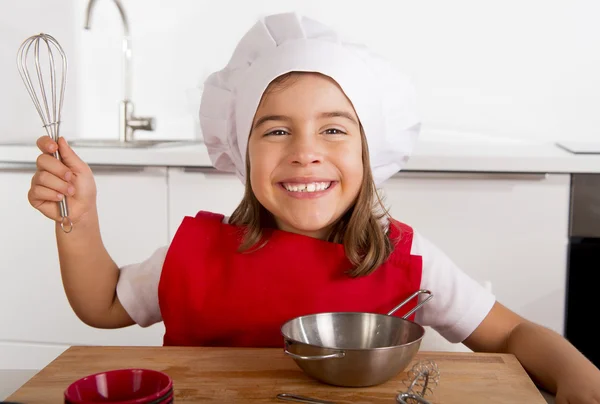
[280, 289, 433, 387]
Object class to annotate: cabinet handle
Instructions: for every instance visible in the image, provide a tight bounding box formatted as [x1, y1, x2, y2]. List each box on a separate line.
[0, 163, 162, 174]
[180, 167, 239, 177]
[182, 168, 549, 181]
[0, 162, 36, 172]
[0, 164, 548, 181]
[392, 171, 548, 181]
[88, 165, 162, 174]
[182, 167, 219, 173]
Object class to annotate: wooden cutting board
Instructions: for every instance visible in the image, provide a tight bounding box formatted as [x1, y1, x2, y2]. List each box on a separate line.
[7, 346, 547, 403]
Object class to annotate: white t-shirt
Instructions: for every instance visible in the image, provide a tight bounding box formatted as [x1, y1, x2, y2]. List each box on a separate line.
[116, 219, 496, 344]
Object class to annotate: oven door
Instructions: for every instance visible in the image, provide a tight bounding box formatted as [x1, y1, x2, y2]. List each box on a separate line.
[565, 174, 600, 368]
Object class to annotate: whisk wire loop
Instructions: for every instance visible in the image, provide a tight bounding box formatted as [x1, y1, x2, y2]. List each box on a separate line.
[17, 33, 72, 233]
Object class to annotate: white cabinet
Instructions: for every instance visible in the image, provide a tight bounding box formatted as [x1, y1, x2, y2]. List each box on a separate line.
[381, 172, 570, 335]
[0, 164, 168, 369]
[1, 162, 571, 369]
[167, 167, 245, 240]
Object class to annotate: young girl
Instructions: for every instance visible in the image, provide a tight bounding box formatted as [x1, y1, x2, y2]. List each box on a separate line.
[28, 11, 599, 403]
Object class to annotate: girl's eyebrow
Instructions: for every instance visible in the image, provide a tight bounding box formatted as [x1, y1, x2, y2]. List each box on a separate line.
[318, 111, 358, 125]
[253, 115, 290, 130]
[253, 111, 358, 130]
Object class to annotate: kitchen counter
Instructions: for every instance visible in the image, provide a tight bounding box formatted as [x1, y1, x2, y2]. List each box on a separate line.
[5, 346, 556, 403]
[1, 130, 600, 173]
[0, 367, 557, 403]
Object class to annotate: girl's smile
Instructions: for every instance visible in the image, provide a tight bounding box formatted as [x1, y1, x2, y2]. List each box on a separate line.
[277, 178, 337, 199]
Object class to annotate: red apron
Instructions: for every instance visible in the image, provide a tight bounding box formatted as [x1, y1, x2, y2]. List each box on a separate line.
[157, 211, 423, 347]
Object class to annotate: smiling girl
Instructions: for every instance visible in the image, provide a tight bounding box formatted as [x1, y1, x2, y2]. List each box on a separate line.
[27, 12, 600, 403]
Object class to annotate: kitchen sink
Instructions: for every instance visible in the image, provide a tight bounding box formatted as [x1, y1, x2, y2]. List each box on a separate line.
[0, 138, 203, 148]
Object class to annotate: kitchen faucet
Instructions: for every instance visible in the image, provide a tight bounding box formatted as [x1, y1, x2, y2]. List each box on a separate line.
[84, 0, 155, 143]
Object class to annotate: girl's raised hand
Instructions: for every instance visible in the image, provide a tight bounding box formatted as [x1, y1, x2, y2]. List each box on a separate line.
[28, 136, 97, 226]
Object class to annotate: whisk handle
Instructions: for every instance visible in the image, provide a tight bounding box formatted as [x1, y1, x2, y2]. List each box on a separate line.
[53, 149, 73, 233]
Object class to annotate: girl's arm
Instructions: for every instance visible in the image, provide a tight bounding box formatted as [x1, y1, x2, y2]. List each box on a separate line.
[463, 302, 600, 403]
[29, 136, 134, 329]
[56, 206, 135, 329]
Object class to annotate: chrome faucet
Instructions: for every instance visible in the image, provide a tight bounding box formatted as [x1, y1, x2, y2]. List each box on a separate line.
[84, 0, 155, 143]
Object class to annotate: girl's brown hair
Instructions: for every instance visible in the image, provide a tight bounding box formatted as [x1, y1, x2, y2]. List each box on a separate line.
[228, 72, 396, 277]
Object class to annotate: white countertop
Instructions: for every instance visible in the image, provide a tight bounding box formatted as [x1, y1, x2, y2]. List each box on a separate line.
[1, 131, 599, 174]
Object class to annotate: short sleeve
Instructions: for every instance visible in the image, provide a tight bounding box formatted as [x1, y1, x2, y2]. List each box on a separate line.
[116, 246, 168, 327]
[411, 231, 496, 343]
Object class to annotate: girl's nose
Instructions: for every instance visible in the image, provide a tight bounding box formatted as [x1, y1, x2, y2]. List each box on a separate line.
[288, 132, 323, 166]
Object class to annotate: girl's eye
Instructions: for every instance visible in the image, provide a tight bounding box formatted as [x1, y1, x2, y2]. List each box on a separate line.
[323, 128, 346, 135]
[265, 130, 289, 136]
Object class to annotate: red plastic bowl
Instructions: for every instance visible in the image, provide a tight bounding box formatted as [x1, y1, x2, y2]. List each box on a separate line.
[64, 368, 173, 404]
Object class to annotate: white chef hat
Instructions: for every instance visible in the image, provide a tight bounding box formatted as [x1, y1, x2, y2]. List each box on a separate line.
[199, 12, 420, 186]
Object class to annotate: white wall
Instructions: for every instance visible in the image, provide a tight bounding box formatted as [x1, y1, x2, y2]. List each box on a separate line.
[2, 0, 599, 144]
[1, 0, 79, 143]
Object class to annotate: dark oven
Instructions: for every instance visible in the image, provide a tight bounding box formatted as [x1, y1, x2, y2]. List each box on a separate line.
[565, 173, 600, 368]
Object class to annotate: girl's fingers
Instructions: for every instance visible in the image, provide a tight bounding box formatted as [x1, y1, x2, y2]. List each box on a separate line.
[36, 153, 72, 182]
[28, 184, 65, 204]
[31, 170, 74, 197]
[36, 135, 58, 154]
[56, 137, 87, 172]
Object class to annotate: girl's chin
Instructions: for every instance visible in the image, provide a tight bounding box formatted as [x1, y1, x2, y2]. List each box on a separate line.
[275, 215, 336, 239]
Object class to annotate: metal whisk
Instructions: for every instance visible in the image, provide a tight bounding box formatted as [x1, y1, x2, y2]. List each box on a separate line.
[396, 360, 440, 404]
[17, 33, 72, 233]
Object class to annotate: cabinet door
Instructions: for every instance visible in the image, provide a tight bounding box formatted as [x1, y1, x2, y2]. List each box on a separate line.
[0, 164, 168, 369]
[167, 167, 245, 239]
[381, 172, 570, 336]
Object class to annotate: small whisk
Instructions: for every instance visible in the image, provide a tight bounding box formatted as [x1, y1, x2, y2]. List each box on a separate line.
[17, 33, 72, 233]
[396, 359, 440, 404]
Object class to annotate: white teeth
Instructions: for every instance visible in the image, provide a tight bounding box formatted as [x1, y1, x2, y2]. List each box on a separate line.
[283, 182, 332, 193]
